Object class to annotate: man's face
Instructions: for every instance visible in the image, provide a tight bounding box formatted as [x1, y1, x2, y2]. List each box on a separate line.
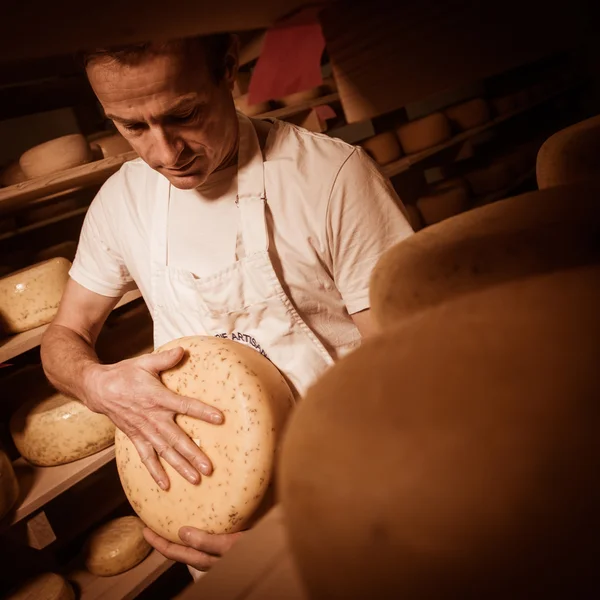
[87, 45, 239, 189]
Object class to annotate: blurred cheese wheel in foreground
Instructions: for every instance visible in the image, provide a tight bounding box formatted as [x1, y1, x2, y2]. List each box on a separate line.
[234, 94, 271, 117]
[0, 161, 28, 186]
[0, 447, 19, 520]
[396, 112, 452, 154]
[34, 241, 78, 263]
[0, 258, 70, 335]
[444, 98, 491, 131]
[10, 387, 115, 467]
[279, 268, 600, 599]
[5, 573, 75, 600]
[416, 178, 470, 225]
[84, 516, 151, 576]
[115, 336, 294, 542]
[370, 183, 600, 328]
[19, 134, 92, 179]
[361, 132, 402, 165]
[89, 132, 132, 159]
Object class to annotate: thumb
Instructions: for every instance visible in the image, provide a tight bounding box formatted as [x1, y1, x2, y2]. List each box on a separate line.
[142, 346, 186, 374]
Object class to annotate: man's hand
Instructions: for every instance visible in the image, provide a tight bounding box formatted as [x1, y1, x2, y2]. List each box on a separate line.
[144, 527, 242, 571]
[83, 346, 224, 490]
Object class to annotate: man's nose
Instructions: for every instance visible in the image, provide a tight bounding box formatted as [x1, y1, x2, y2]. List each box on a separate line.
[151, 127, 184, 167]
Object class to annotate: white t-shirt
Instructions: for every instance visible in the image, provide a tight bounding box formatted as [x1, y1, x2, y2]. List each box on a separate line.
[71, 119, 413, 359]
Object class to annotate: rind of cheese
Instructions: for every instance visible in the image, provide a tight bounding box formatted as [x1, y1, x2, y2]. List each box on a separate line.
[444, 98, 491, 131]
[115, 336, 295, 541]
[10, 390, 115, 467]
[89, 132, 132, 159]
[416, 179, 470, 226]
[279, 86, 325, 108]
[396, 113, 452, 155]
[19, 134, 92, 179]
[536, 114, 600, 190]
[0, 161, 28, 187]
[361, 132, 402, 165]
[369, 182, 600, 329]
[34, 241, 78, 263]
[280, 267, 600, 599]
[234, 95, 271, 117]
[5, 573, 75, 600]
[84, 516, 151, 576]
[465, 162, 513, 195]
[0, 258, 71, 335]
[0, 448, 19, 520]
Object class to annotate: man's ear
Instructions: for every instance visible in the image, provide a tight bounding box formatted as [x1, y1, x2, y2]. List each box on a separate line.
[223, 34, 240, 90]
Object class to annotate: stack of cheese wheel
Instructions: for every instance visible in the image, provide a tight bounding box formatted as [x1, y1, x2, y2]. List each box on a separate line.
[84, 516, 151, 576]
[361, 132, 402, 165]
[0, 161, 28, 187]
[0, 257, 70, 335]
[234, 94, 271, 117]
[115, 336, 295, 541]
[536, 114, 600, 190]
[416, 177, 470, 226]
[279, 265, 600, 599]
[10, 380, 115, 466]
[369, 183, 600, 329]
[88, 132, 132, 159]
[5, 573, 75, 600]
[0, 446, 19, 520]
[444, 98, 491, 131]
[396, 112, 452, 154]
[19, 134, 92, 179]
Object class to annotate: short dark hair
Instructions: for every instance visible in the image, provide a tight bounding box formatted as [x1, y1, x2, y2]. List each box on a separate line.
[82, 33, 232, 83]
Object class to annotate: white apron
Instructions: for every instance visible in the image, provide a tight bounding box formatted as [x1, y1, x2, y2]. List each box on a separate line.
[150, 112, 335, 398]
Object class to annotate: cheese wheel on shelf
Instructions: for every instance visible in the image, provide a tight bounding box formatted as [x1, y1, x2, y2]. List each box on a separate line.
[444, 98, 491, 131]
[19, 134, 92, 179]
[0, 447, 19, 520]
[84, 516, 151, 576]
[278, 85, 325, 108]
[369, 183, 600, 328]
[10, 389, 115, 467]
[234, 94, 272, 117]
[115, 336, 294, 541]
[5, 573, 75, 600]
[361, 132, 403, 165]
[0, 257, 71, 335]
[490, 93, 519, 116]
[89, 132, 132, 159]
[279, 267, 600, 599]
[34, 241, 78, 263]
[0, 160, 28, 187]
[416, 178, 470, 226]
[396, 113, 452, 155]
[465, 161, 513, 195]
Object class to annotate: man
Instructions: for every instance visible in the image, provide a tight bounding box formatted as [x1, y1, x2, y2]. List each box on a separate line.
[40, 32, 412, 573]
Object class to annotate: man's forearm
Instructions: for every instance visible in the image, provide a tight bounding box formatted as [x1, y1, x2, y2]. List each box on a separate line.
[40, 324, 101, 405]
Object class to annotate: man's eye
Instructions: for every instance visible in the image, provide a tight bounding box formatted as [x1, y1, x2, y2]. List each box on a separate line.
[123, 122, 146, 132]
[169, 108, 199, 124]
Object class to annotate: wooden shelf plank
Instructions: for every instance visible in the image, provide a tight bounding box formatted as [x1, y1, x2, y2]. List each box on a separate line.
[70, 550, 174, 600]
[6, 446, 116, 527]
[0, 152, 138, 215]
[0, 206, 88, 243]
[257, 92, 340, 120]
[0, 289, 142, 364]
[382, 83, 579, 179]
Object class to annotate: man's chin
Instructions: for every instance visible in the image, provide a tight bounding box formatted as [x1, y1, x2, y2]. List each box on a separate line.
[162, 170, 209, 190]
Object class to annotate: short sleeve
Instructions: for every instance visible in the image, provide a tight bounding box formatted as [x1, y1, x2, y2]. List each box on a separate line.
[70, 171, 135, 297]
[326, 147, 413, 314]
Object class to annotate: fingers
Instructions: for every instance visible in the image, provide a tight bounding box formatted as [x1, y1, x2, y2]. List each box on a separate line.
[141, 347, 185, 374]
[131, 437, 170, 490]
[179, 527, 242, 557]
[160, 419, 213, 476]
[159, 390, 223, 425]
[144, 528, 219, 571]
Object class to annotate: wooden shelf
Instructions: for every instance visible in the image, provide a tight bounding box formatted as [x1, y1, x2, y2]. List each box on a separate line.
[381, 83, 579, 179]
[0, 206, 88, 243]
[472, 168, 537, 208]
[5, 446, 116, 527]
[257, 92, 340, 120]
[0, 289, 142, 364]
[70, 550, 173, 600]
[0, 151, 138, 215]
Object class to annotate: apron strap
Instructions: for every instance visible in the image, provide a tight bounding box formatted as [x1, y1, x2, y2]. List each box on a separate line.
[236, 113, 269, 256]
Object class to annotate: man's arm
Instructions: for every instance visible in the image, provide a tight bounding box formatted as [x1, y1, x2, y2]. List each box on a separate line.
[41, 279, 224, 489]
[351, 308, 377, 338]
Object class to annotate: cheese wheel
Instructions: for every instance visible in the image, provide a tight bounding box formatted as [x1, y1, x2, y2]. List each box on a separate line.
[416, 179, 470, 225]
[396, 113, 452, 154]
[234, 95, 272, 117]
[0, 161, 28, 187]
[279, 267, 600, 599]
[490, 93, 519, 116]
[361, 132, 402, 165]
[536, 114, 600, 190]
[84, 516, 151, 576]
[5, 573, 75, 600]
[369, 183, 600, 328]
[34, 241, 78, 263]
[89, 132, 132, 159]
[444, 98, 491, 131]
[19, 134, 92, 179]
[279, 86, 325, 108]
[0, 258, 71, 335]
[402, 203, 422, 232]
[10, 390, 115, 467]
[465, 161, 513, 195]
[0, 447, 19, 520]
[115, 336, 294, 541]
